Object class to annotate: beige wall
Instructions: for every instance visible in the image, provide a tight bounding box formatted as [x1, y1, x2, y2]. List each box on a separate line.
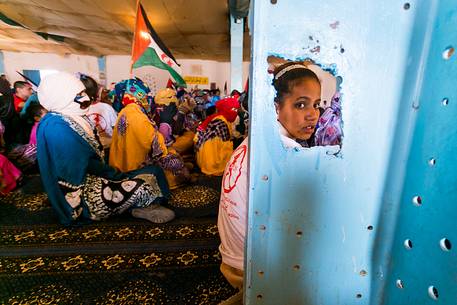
[2, 51, 99, 83]
[106, 55, 250, 94]
[2, 51, 250, 95]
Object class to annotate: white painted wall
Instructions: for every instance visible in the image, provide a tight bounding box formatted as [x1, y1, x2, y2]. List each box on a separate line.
[106, 55, 250, 94]
[2, 51, 99, 83]
[1, 51, 250, 95]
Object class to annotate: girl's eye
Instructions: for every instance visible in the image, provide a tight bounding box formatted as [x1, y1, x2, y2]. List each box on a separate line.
[313, 103, 320, 109]
[295, 102, 306, 109]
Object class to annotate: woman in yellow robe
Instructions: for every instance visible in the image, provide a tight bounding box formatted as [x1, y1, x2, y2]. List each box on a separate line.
[109, 79, 188, 189]
[194, 97, 240, 176]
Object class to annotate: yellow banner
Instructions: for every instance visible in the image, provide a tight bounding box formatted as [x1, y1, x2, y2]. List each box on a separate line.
[183, 76, 209, 85]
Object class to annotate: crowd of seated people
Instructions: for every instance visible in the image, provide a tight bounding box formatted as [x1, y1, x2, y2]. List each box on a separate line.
[0, 64, 343, 304]
[2, 56, 351, 305]
[0, 72, 251, 226]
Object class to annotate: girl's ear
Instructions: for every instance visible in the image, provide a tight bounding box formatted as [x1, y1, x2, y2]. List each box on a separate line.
[274, 101, 280, 114]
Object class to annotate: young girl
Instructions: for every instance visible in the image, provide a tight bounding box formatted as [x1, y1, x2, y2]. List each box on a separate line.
[217, 62, 324, 304]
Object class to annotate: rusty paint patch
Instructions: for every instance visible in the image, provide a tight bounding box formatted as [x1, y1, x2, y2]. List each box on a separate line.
[310, 46, 320, 53]
[330, 21, 340, 29]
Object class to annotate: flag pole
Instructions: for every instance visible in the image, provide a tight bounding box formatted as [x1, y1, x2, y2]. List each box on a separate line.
[130, 0, 141, 77]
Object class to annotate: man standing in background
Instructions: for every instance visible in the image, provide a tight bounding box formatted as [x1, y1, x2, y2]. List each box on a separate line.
[13, 81, 33, 113]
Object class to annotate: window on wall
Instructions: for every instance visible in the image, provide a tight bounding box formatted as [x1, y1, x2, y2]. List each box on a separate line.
[22, 70, 41, 86]
[21, 69, 58, 86]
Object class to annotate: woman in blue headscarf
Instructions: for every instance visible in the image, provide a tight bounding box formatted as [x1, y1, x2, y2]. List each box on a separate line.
[37, 72, 174, 226]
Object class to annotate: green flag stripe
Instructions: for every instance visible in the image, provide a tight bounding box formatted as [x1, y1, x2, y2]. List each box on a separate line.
[0, 13, 22, 27]
[133, 48, 186, 87]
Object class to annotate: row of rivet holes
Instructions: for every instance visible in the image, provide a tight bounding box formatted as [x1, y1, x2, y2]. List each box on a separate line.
[396, 45, 455, 301]
[359, 42, 452, 300]
[396, 281, 440, 301]
[441, 46, 454, 111]
[401, 186, 452, 301]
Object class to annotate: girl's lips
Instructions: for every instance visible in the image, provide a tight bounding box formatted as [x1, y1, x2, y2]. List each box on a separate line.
[302, 126, 315, 134]
[302, 128, 314, 134]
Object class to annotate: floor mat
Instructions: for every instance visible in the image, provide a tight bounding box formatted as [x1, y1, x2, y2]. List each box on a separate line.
[1, 266, 237, 304]
[0, 175, 237, 304]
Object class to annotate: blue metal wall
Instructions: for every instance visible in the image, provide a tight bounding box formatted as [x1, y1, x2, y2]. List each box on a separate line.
[372, 1, 457, 304]
[244, 0, 455, 304]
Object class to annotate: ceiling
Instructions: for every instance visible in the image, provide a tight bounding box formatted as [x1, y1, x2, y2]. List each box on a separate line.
[0, 0, 250, 61]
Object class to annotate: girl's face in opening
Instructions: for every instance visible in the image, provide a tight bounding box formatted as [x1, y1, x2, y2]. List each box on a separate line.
[276, 78, 321, 141]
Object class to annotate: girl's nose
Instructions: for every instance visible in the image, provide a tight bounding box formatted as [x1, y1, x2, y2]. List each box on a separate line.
[305, 109, 319, 121]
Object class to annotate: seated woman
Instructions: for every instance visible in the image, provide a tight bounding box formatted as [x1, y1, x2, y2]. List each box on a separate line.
[109, 79, 188, 190]
[217, 62, 333, 302]
[7, 104, 47, 172]
[194, 97, 240, 176]
[171, 93, 198, 156]
[315, 91, 343, 146]
[36, 72, 174, 226]
[154, 88, 179, 146]
[232, 91, 249, 149]
[0, 120, 21, 195]
[155, 88, 198, 157]
[0, 154, 22, 195]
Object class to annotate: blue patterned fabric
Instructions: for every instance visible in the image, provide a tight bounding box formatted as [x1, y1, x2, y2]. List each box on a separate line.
[110, 78, 153, 113]
[37, 113, 169, 226]
[157, 153, 186, 176]
[117, 114, 128, 136]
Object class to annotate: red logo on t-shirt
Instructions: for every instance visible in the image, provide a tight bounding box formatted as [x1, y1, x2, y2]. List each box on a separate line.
[223, 144, 247, 193]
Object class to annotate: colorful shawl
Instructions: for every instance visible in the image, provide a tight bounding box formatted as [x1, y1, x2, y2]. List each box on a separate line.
[110, 78, 153, 113]
[315, 92, 343, 146]
[198, 97, 239, 132]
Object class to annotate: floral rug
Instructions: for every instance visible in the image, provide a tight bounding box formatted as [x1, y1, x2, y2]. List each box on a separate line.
[0, 176, 236, 304]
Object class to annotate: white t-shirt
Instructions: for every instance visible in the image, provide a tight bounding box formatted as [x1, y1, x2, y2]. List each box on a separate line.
[218, 137, 249, 270]
[217, 123, 303, 270]
[278, 121, 302, 149]
[86, 102, 118, 137]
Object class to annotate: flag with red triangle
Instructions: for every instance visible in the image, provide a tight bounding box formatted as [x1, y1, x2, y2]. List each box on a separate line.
[166, 78, 175, 89]
[131, 3, 186, 87]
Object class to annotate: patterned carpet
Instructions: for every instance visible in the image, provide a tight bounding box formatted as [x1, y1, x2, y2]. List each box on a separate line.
[0, 175, 236, 304]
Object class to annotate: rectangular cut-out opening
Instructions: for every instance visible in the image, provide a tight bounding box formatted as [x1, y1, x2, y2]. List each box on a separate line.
[267, 55, 343, 148]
